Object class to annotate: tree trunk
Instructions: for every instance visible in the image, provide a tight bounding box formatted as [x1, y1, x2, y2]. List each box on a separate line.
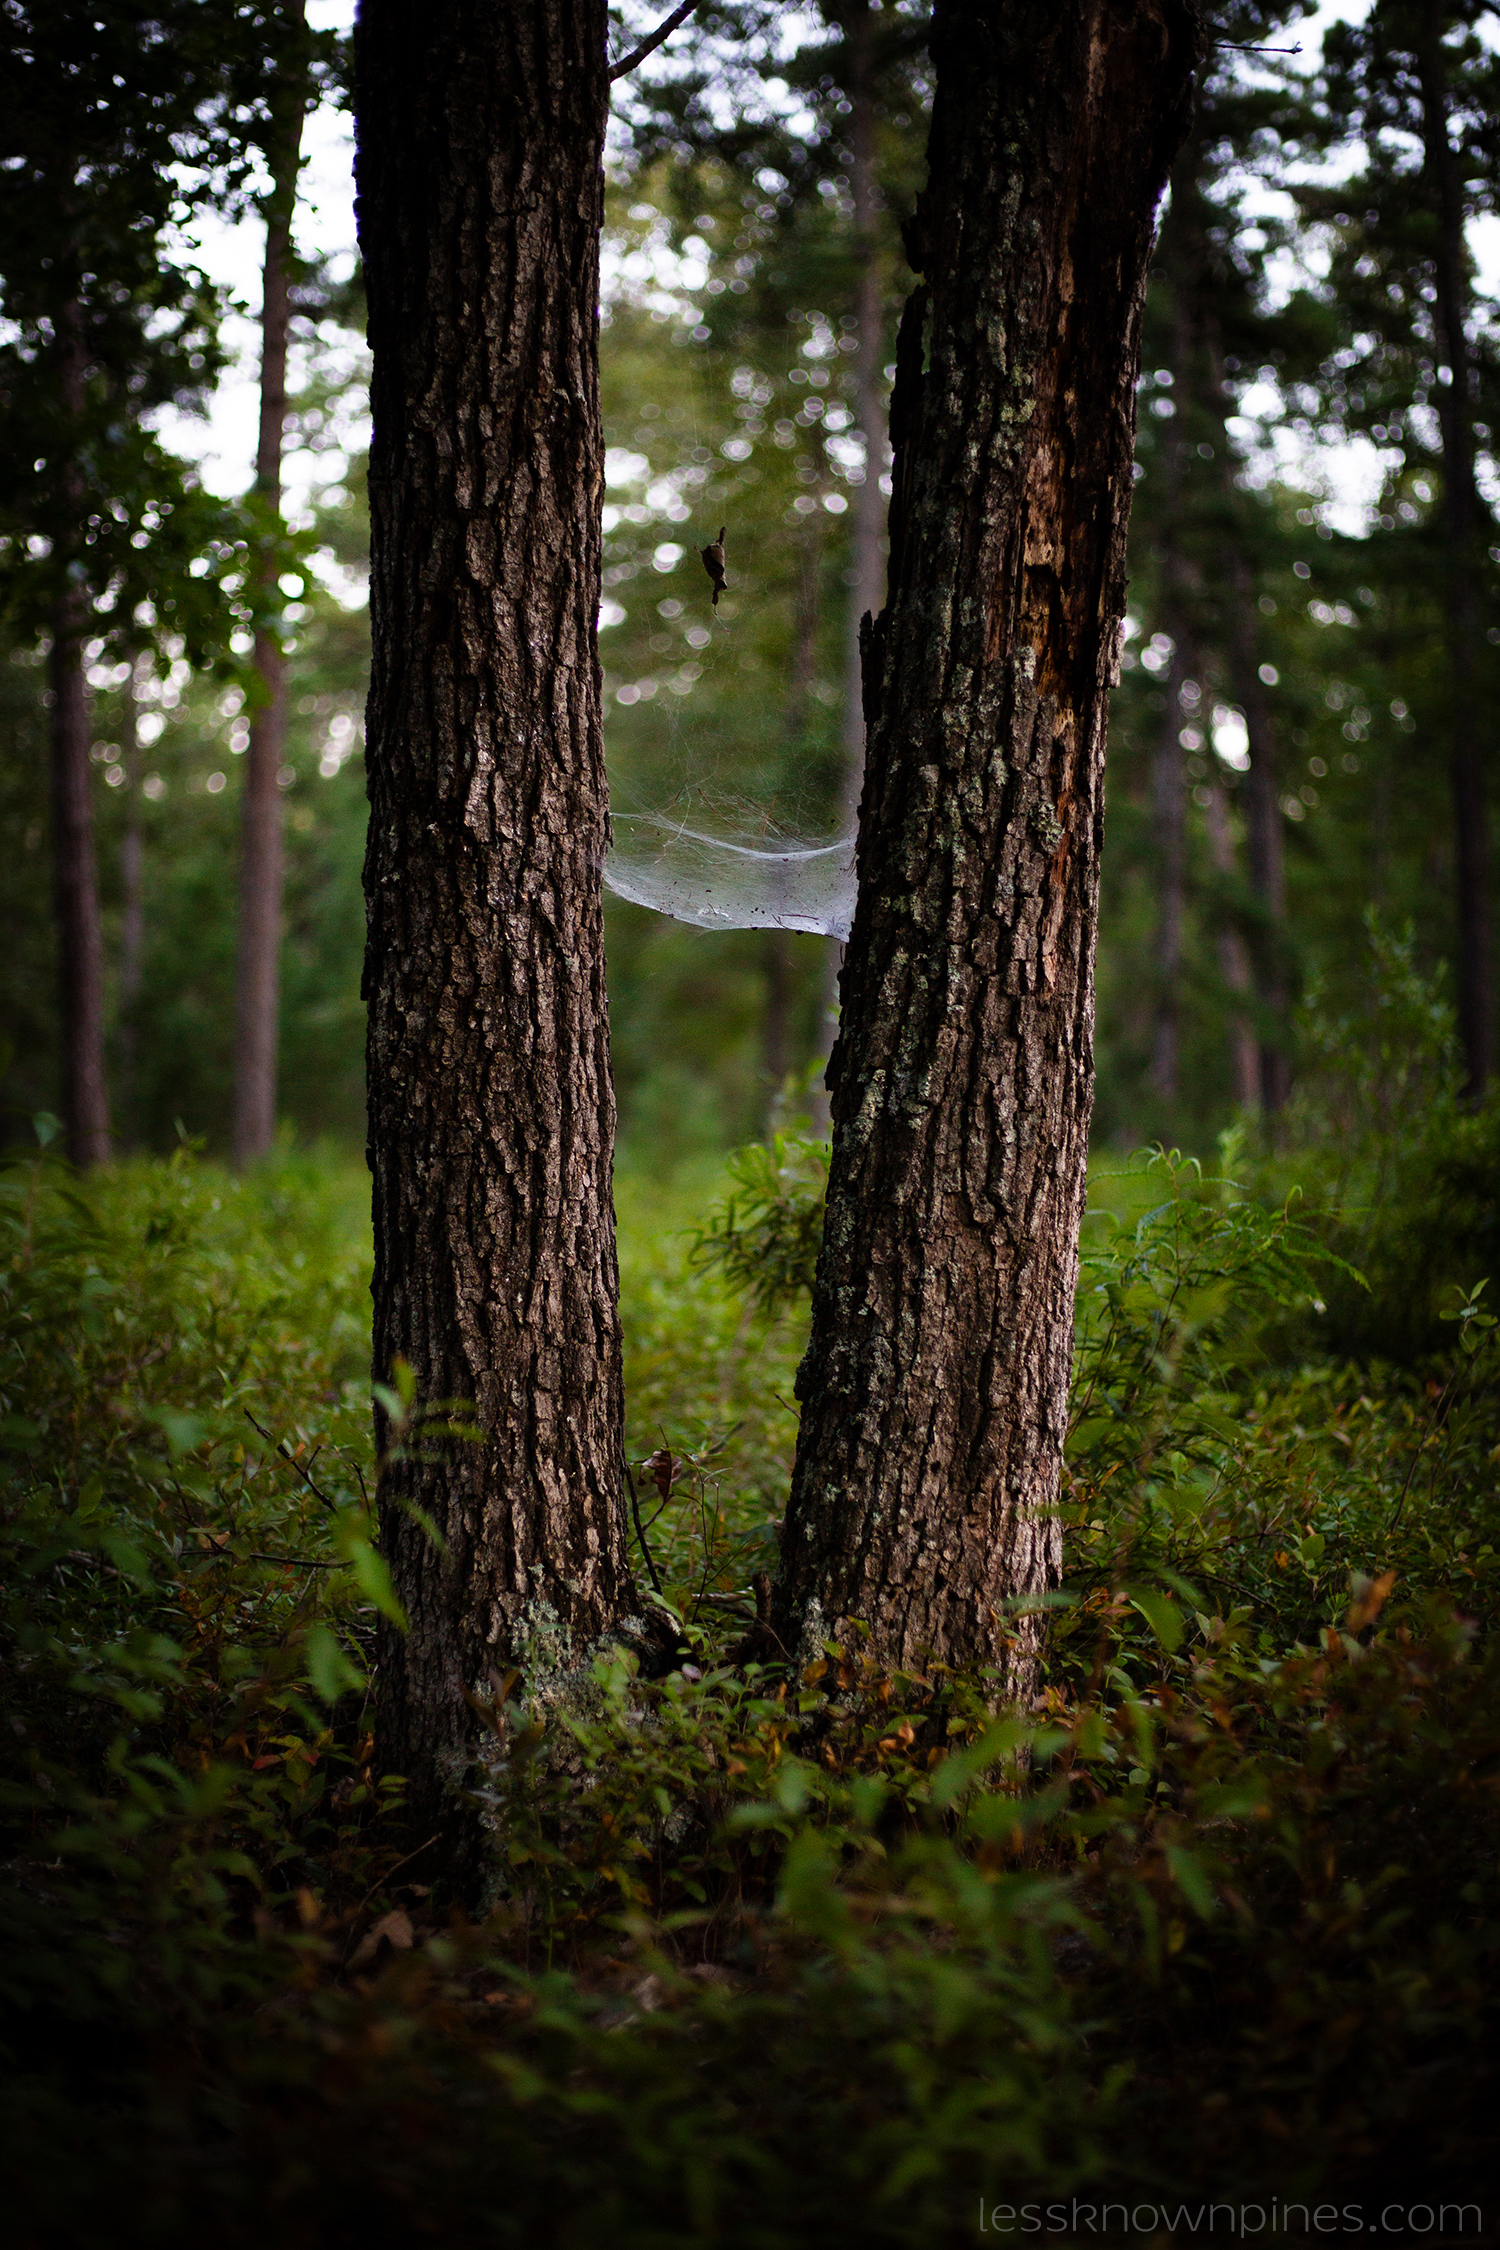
[49, 594, 110, 1169]
[356, 0, 631, 1833]
[1202, 776, 1259, 1108]
[233, 0, 307, 1167]
[117, 656, 148, 1149]
[1148, 652, 1187, 1105]
[1156, 115, 1290, 1116]
[1416, 1, 1491, 1095]
[838, 0, 887, 832]
[1228, 563, 1291, 1115]
[767, 527, 821, 1127]
[815, 0, 889, 1124]
[49, 302, 110, 1170]
[1143, 175, 1200, 1114]
[775, 0, 1199, 1679]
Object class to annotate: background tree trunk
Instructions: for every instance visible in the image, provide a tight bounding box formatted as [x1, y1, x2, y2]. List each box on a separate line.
[49, 592, 110, 1169]
[116, 653, 149, 1150]
[766, 525, 821, 1125]
[1145, 250, 1192, 1112]
[50, 302, 109, 1170]
[1416, 1, 1491, 1095]
[1228, 565, 1291, 1114]
[1202, 777, 1260, 1109]
[1154, 115, 1291, 1116]
[1149, 650, 1187, 1105]
[357, 0, 631, 1832]
[233, 0, 307, 1167]
[838, 0, 887, 835]
[815, 0, 889, 1127]
[775, 0, 1198, 1679]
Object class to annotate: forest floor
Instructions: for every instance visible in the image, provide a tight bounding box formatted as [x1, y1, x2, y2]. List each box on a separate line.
[2, 1112, 1498, 2244]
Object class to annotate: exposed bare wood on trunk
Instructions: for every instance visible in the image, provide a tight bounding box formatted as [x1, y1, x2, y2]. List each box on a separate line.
[49, 304, 109, 1170]
[1416, 0, 1491, 1095]
[357, 0, 631, 1837]
[233, 0, 308, 1167]
[775, 0, 1199, 1680]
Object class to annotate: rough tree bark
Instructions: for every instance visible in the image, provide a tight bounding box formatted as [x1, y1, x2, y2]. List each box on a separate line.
[50, 304, 110, 1171]
[775, 0, 1200, 1678]
[1415, 0, 1491, 1095]
[356, 0, 632, 1830]
[233, 0, 308, 1167]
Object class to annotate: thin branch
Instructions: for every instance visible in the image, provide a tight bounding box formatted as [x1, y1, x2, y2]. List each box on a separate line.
[608, 0, 698, 82]
[247, 1552, 352, 1569]
[625, 1456, 665, 1598]
[340, 1835, 442, 1970]
[245, 1408, 339, 1516]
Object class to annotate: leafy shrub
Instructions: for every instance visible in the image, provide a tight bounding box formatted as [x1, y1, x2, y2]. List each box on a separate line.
[1281, 916, 1500, 1360]
[3, 1128, 1499, 2240]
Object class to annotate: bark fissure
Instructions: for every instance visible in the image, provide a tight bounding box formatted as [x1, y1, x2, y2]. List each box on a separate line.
[357, 0, 630, 1832]
[777, 0, 1199, 1679]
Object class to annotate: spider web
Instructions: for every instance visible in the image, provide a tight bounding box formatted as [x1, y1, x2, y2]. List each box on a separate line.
[604, 809, 855, 940]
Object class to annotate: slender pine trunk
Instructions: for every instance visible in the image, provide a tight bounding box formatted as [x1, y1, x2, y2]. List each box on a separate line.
[356, 0, 631, 1843]
[49, 303, 109, 1169]
[815, 0, 888, 1118]
[49, 594, 110, 1169]
[233, 0, 307, 1167]
[1149, 653, 1187, 1106]
[775, 0, 1199, 1680]
[1229, 560, 1291, 1115]
[766, 527, 822, 1126]
[1158, 115, 1290, 1116]
[1202, 776, 1259, 1108]
[1417, 1, 1491, 1095]
[838, 0, 887, 832]
[117, 656, 148, 1148]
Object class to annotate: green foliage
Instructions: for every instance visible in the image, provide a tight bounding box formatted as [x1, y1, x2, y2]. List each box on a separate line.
[4, 1134, 1498, 2234]
[1270, 917, 1500, 1360]
[690, 1128, 828, 1313]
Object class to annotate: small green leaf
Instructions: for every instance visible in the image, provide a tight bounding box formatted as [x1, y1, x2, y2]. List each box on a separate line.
[1128, 1586, 1184, 1652]
[304, 1623, 365, 1706]
[343, 1534, 407, 1628]
[145, 1407, 209, 1457]
[1164, 1842, 1216, 1919]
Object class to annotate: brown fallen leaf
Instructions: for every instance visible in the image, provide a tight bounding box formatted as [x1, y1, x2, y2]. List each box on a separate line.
[349, 1908, 415, 1972]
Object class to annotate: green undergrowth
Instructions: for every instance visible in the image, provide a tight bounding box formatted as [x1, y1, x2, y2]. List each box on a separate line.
[2, 1115, 1499, 2242]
